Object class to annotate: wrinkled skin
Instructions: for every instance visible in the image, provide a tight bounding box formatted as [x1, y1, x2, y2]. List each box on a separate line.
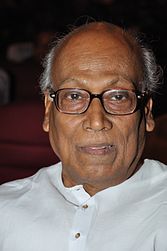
[43, 23, 155, 195]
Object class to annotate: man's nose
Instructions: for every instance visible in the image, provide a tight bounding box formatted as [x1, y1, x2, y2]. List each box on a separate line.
[83, 98, 113, 131]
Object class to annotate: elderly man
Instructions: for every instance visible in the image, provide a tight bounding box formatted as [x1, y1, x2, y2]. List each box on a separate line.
[0, 21, 167, 251]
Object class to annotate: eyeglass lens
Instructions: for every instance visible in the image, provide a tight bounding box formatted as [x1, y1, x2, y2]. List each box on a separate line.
[56, 89, 138, 114]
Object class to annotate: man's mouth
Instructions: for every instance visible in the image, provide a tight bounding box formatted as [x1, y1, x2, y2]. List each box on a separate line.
[78, 144, 114, 155]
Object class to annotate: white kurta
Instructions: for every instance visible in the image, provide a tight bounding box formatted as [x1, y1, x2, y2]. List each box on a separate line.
[0, 159, 167, 251]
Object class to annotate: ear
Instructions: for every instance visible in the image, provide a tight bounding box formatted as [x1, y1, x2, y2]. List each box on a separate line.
[43, 92, 52, 132]
[144, 98, 155, 132]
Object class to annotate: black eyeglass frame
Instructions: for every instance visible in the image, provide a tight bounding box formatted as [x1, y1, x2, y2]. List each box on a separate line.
[49, 88, 149, 115]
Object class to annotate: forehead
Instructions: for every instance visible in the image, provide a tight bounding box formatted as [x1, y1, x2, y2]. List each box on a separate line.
[51, 23, 143, 88]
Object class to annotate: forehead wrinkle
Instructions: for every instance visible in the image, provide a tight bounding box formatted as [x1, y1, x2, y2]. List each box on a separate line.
[54, 50, 138, 84]
[55, 40, 134, 69]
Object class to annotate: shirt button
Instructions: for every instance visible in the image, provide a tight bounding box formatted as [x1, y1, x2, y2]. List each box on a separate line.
[75, 232, 81, 239]
[82, 204, 88, 209]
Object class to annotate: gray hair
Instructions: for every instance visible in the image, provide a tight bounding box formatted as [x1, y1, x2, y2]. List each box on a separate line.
[40, 23, 163, 95]
[140, 46, 163, 93]
[40, 46, 55, 93]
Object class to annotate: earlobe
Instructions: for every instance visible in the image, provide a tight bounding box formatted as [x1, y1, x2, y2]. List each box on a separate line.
[43, 92, 52, 132]
[145, 98, 155, 132]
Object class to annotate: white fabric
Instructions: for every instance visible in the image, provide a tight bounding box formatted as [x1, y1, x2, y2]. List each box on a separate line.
[0, 159, 167, 251]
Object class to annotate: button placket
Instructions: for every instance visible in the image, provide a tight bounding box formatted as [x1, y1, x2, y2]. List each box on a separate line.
[68, 198, 96, 251]
[73, 204, 89, 242]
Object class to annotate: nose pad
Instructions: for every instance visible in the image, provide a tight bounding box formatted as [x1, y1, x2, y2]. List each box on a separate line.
[83, 99, 112, 131]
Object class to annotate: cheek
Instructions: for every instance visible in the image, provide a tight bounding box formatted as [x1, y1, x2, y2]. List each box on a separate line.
[116, 113, 145, 159]
[48, 111, 80, 159]
[137, 117, 146, 150]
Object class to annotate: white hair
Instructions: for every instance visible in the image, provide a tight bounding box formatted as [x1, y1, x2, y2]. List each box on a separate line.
[140, 46, 162, 93]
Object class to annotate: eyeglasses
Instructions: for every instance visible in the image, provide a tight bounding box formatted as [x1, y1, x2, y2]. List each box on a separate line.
[49, 88, 148, 115]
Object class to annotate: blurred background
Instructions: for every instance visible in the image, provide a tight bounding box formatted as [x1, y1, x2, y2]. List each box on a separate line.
[0, 0, 167, 183]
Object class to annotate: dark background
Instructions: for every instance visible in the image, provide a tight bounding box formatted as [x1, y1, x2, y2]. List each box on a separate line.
[0, 0, 167, 115]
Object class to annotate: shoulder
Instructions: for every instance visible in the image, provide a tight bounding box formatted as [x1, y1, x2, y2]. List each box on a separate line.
[0, 163, 62, 241]
[142, 159, 167, 194]
[143, 159, 167, 177]
[0, 163, 62, 228]
[0, 162, 61, 204]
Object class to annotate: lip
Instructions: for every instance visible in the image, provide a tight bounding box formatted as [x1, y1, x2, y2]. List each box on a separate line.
[78, 144, 114, 155]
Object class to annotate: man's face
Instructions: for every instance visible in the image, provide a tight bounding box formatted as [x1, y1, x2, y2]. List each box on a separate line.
[43, 25, 154, 194]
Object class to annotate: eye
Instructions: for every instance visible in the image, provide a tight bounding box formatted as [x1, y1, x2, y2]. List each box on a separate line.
[112, 94, 127, 101]
[70, 93, 82, 100]
[65, 91, 83, 101]
[109, 91, 129, 101]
